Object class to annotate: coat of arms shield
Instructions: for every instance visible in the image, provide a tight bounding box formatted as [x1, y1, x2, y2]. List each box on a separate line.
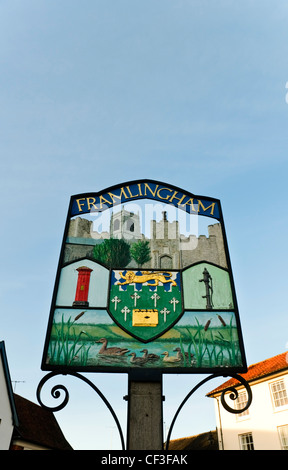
[108, 269, 183, 342]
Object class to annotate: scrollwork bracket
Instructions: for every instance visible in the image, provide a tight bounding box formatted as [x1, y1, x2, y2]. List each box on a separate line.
[165, 373, 252, 450]
[36, 371, 125, 450]
[36, 371, 252, 451]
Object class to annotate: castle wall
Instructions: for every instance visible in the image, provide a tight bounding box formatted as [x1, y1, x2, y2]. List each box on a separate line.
[65, 216, 227, 270]
[68, 217, 92, 238]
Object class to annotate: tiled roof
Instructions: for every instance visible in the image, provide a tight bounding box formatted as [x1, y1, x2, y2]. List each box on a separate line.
[167, 430, 218, 450]
[12, 394, 73, 450]
[207, 351, 288, 397]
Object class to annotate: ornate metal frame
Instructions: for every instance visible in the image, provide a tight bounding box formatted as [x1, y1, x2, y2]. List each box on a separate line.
[36, 371, 252, 450]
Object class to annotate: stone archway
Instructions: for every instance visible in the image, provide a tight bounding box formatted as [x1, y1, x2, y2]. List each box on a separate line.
[160, 255, 172, 269]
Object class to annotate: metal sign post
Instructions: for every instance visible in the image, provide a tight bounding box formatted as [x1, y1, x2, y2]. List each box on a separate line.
[126, 373, 163, 450]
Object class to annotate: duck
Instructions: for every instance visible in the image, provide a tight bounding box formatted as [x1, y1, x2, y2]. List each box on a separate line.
[129, 352, 148, 365]
[95, 338, 130, 356]
[173, 347, 195, 365]
[140, 349, 160, 360]
[173, 348, 195, 365]
[173, 347, 189, 360]
[161, 351, 181, 363]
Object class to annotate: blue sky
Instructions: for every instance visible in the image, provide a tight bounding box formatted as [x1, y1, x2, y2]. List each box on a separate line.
[1, 0, 288, 450]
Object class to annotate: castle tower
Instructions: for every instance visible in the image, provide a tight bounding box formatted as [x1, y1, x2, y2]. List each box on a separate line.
[110, 208, 142, 241]
[149, 211, 181, 269]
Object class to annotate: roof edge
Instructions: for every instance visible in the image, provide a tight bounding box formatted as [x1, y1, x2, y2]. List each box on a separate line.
[207, 351, 288, 397]
[0, 341, 19, 427]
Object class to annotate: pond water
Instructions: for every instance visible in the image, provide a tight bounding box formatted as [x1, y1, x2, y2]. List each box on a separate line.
[48, 338, 243, 370]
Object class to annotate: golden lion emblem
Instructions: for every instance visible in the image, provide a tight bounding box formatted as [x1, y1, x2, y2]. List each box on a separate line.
[118, 270, 177, 286]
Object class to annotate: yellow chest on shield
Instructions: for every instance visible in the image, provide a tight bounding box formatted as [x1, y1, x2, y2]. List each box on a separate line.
[132, 309, 159, 327]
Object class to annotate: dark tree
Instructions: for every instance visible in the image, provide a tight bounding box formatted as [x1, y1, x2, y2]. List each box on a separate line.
[130, 240, 151, 268]
[93, 238, 131, 268]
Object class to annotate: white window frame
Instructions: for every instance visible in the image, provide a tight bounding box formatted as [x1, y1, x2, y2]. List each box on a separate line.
[239, 432, 254, 450]
[270, 379, 288, 411]
[235, 390, 249, 419]
[278, 424, 288, 450]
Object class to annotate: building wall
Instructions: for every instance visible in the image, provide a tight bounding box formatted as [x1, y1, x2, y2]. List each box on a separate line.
[0, 358, 14, 450]
[213, 372, 288, 450]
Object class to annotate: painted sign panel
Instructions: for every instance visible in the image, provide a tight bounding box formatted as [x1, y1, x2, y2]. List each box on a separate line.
[41, 180, 247, 374]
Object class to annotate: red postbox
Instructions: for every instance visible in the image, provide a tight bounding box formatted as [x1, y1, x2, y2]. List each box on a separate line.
[73, 266, 93, 307]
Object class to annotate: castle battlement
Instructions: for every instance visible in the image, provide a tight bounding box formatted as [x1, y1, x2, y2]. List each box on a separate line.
[66, 212, 227, 269]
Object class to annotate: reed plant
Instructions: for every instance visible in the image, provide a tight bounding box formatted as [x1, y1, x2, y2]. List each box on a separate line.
[183, 315, 241, 368]
[212, 315, 239, 366]
[185, 317, 208, 367]
[48, 312, 92, 366]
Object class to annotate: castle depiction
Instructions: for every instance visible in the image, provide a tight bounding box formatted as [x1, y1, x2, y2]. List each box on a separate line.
[65, 209, 227, 270]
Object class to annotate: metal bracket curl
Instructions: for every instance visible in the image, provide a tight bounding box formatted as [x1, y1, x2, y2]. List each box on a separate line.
[36, 371, 125, 450]
[37, 372, 70, 412]
[220, 373, 252, 414]
[165, 373, 252, 450]
[37, 371, 252, 451]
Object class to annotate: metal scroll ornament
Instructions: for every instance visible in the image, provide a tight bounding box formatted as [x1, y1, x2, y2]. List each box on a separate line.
[37, 371, 252, 450]
[165, 373, 252, 450]
[36, 371, 125, 450]
[220, 373, 252, 414]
